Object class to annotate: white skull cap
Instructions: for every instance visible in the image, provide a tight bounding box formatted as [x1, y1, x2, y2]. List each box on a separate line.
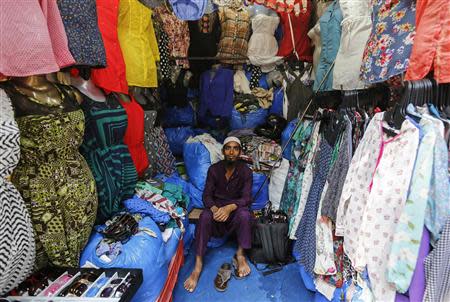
[223, 136, 241, 147]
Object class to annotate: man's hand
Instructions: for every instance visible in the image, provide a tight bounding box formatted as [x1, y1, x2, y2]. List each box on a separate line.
[212, 204, 237, 222]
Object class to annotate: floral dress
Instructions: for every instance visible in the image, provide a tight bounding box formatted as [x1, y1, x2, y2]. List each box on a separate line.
[361, 0, 416, 83]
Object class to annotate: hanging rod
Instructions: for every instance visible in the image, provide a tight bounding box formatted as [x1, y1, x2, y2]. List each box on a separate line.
[169, 55, 249, 61]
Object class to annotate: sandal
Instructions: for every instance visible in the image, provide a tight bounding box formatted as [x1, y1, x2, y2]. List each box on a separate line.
[214, 263, 232, 292]
[232, 254, 250, 280]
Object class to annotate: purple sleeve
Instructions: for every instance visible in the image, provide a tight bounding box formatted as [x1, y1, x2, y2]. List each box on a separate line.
[202, 167, 216, 209]
[233, 168, 253, 208]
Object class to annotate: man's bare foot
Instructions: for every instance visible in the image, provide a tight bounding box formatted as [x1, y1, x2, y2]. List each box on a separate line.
[184, 270, 201, 292]
[236, 254, 251, 278]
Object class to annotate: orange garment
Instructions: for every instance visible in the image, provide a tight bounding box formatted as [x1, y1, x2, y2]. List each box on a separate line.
[91, 0, 128, 94]
[119, 97, 149, 177]
[405, 0, 450, 83]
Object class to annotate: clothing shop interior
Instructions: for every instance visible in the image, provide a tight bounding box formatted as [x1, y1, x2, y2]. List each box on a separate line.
[1, 0, 450, 301]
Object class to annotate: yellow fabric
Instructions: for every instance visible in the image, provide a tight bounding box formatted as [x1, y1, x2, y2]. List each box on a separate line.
[118, 0, 160, 87]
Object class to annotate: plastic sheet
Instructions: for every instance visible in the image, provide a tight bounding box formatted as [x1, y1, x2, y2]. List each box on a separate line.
[80, 216, 182, 302]
[281, 118, 298, 160]
[230, 108, 268, 130]
[183, 141, 211, 191]
[162, 104, 195, 127]
[164, 127, 195, 156]
[269, 87, 284, 116]
[251, 172, 269, 210]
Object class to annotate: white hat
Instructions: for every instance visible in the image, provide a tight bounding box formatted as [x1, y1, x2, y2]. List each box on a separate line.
[223, 136, 241, 147]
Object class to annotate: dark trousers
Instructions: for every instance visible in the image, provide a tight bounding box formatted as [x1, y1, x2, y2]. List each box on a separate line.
[195, 207, 253, 257]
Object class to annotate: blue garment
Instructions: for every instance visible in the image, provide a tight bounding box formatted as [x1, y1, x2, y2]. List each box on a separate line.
[360, 0, 416, 83]
[294, 138, 333, 274]
[269, 87, 284, 117]
[123, 196, 171, 224]
[313, 1, 342, 92]
[56, 0, 106, 67]
[198, 68, 234, 122]
[168, 0, 206, 21]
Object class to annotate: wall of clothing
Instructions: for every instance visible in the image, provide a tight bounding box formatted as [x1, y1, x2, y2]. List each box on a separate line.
[0, 0, 449, 301]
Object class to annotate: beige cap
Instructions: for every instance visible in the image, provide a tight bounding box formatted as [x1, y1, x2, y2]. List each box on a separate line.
[223, 136, 241, 147]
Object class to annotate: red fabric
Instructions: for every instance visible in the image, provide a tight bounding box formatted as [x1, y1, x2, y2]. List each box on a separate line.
[119, 97, 149, 177]
[276, 0, 313, 62]
[405, 0, 450, 83]
[156, 240, 185, 302]
[91, 0, 129, 94]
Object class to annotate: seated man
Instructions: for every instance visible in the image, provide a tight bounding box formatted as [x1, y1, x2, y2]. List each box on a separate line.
[184, 136, 253, 292]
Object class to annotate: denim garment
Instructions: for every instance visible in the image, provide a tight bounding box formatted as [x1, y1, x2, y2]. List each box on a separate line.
[169, 0, 207, 21]
[313, 1, 343, 92]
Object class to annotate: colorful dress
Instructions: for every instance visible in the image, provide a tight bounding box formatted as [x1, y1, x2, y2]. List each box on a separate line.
[80, 94, 137, 223]
[361, 0, 416, 83]
[0, 90, 35, 295]
[11, 106, 98, 269]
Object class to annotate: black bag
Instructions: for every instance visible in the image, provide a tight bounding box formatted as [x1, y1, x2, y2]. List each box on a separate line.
[249, 203, 293, 267]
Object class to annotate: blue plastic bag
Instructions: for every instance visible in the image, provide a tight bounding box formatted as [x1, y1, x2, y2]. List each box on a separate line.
[281, 118, 298, 161]
[186, 182, 204, 210]
[163, 104, 195, 127]
[164, 127, 195, 156]
[80, 216, 181, 302]
[230, 108, 268, 130]
[183, 141, 211, 191]
[269, 87, 284, 117]
[251, 172, 269, 210]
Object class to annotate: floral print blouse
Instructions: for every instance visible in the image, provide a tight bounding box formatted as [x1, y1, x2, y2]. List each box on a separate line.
[361, 0, 416, 83]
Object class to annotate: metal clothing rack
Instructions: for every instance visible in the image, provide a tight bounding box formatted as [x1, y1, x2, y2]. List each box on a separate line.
[169, 55, 249, 61]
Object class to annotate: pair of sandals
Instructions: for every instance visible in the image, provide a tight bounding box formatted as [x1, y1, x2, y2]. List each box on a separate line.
[214, 255, 250, 292]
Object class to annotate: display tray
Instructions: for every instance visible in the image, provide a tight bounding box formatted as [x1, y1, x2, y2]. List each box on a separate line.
[3, 267, 142, 302]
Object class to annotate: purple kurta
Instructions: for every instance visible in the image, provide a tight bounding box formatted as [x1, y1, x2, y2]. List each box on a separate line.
[195, 160, 253, 256]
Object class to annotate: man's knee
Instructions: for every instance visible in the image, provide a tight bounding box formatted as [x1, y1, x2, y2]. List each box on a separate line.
[198, 209, 214, 226]
[234, 208, 252, 224]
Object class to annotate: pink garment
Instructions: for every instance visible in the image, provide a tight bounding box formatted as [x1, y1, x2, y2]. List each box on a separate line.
[39, 0, 75, 69]
[0, 1, 74, 76]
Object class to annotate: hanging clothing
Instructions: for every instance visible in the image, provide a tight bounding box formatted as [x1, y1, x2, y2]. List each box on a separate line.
[313, 1, 343, 92]
[405, 0, 450, 83]
[0, 91, 35, 295]
[0, 1, 74, 76]
[155, 22, 174, 81]
[247, 14, 282, 72]
[277, 1, 313, 62]
[118, 0, 160, 88]
[198, 67, 234, 120]
[91, 0, 128, 94]
[424, 216, 450, 302]
[119, 98, 149, 177]
[56, 0, 106, 67]
[332, 0, 371, 90]
[10, 104, 98, 269]
[280, 121, 313, 230]
[289, 121, 321, 239]
[360, 0, 416, 83]
[188, 12, 221, 80]
[80, 94, 137, 224]
[387, 117, 443, 293]
[168, 0, 207, 21]
[144, 124, 177, 177]
[234, 69, 252, 94]
[154, 6, 190, 69]
[217, 7, 251, 65]
[321, 117, 352, 222]
[294, 138, 334, 274]
[338, 113, 420, 302]
[247, 0, 303, 16]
